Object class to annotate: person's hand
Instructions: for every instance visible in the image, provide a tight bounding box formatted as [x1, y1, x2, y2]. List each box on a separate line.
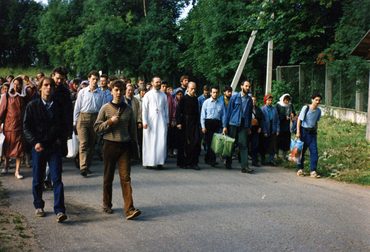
[143, 124, 148, 129]
[177, 124, 182, 130]
[202, 128, 207, 134]
[276, 132, 279, 136]
[257, 128, 261, 134]
[264, 133, 268, 137]
[138, 122, 142, 129]
[34, 143, 44, 152]
[296, 132, 300, 139]
[110, 115, 119, 124]
[222, 127, 228, 135]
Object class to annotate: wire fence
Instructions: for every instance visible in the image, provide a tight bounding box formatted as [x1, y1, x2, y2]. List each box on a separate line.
[274, 63, 369, 111]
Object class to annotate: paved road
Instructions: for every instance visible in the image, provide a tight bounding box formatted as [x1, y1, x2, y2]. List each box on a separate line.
[1, 156, 370, 252]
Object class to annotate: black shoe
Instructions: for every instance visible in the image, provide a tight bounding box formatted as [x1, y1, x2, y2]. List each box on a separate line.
[225, 164, 232, 169]
[157, 165, 163, 170]
[103, 207, 113, 214]
[86, 169, 93, 174]
[268, 161, 277, 166]
[145, 166, 155, 169]
[241, 167, 254, 173]
[192, 165, 200, 170]
[80, 169, 88, 177]
[209, 161, 218, 167]
[44, 181, 53, 191]
[74, 155, 80, 169]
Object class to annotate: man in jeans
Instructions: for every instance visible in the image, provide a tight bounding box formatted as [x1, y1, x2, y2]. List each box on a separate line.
[296, 93, 322, 178]
[23, 77, 68, 223]
[223, 80, 253, 173]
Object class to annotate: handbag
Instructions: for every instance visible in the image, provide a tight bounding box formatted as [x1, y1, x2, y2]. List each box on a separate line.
[66, 132, 79, 158]
[211, 133, 235, 157]
[221, 134, 235, 157]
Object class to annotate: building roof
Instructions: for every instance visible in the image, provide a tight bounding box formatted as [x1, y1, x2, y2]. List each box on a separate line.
[351, 30, 370, 60]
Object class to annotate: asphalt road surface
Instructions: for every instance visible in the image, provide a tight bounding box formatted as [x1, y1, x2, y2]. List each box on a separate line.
[1, 156, 369, 252]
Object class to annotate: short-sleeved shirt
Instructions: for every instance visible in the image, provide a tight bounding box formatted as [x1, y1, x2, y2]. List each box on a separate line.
[299, 105, 321, 128]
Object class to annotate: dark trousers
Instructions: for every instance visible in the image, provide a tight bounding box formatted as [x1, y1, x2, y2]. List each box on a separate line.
[176, 127, 186, 167]
[32, 148, 65, 214]
[250, 129, 260, 164]
[204, 119, 221, 164]
[103, 140, 135, 216]
[226, 125, 249, 169]
[298, 128, 318, 172]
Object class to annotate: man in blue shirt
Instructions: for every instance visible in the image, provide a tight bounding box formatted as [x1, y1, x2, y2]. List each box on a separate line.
[99, 74, 112, 104]
[201, 86, 225, 167]
[296, 93, 322, 178]
[223, 81, 253, 173]
[73, 71, 104, 177]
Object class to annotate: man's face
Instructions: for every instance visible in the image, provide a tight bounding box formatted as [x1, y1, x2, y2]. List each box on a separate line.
[152, 78, 161, 90]
[126, 85, 134, 97]
[210, 88, 218, 100]
[41, 79, 54, 97]
[312, 97, 321, 107]
[241, 81, 251, 94]
[224, 90, 232, 99]
[203, 89, 210, 98]
[100, 77, 108, 88]
[13, 80, 22, 93]
[160, 84, 167, 93]
[138, 80, 144, 86]
[181, 78, 189, 88]
[89, 75, 99, 88]
[111, 86, 123, 101]
[187, 83, 196, 97]
[52, 72, 65, 86]
[175, 92, 183, 101]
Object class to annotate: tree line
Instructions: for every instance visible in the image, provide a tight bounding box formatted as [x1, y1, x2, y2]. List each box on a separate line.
[0, 0, 369, 90]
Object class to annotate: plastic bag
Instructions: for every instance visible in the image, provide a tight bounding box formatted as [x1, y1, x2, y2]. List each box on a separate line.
[221, 135, 235, 157]
[0, 133, 4, 156]
[211, 133, 224, 155]
[289, 138, 304, 164]
[66, 133, 79, 158]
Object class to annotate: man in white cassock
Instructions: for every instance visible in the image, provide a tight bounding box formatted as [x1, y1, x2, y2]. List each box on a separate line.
[142, 77, 169, 169]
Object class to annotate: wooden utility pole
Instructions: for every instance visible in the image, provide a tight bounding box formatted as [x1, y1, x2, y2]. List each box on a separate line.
[230, 30, 258, 91]
[265, 40, 273, 94]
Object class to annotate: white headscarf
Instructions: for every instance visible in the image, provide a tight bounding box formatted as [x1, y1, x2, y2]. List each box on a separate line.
[8, 76, 27, 98]
[278, 93, 291, 107]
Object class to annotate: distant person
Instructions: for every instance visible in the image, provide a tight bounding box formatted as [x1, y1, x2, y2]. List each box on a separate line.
[23, 77, 68, 222]
[250, 96, 263, 167]
[276, 94, 295, 160]
[200, 86, 225, 167]
[94, 80, 141, 219]
[260, 94, 279, 166]
[223, 80, 253, 173]
[176, 81, 201, 170]
[0, 76, 27, 178]
[198, 85, 210, 110]
[296, 93, 322, 178]
[99, 74, 112, 104]
[142, 77, 169, 169]
[73, 71, 104, 177]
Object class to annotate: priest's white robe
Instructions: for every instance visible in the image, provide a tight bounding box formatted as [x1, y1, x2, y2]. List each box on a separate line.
[142, 89, 169, 166]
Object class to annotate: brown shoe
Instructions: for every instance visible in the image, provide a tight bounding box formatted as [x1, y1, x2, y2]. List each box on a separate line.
[126, 209, 141, 220]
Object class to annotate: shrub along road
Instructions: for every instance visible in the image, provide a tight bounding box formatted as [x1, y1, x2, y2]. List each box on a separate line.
[1, 158, 369, 251]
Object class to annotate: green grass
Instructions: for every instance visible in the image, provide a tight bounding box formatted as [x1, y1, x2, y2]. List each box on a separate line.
[0, 67, 51, 79]
[283, 116, 370, 185]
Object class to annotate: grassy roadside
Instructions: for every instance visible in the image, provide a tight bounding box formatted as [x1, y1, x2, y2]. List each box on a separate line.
[282, 116, 370, 185]
[0, 180, 40, 252]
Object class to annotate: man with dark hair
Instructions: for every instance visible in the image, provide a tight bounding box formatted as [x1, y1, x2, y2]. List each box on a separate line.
[218, 86, 233, 111]
[74, 70, 104, 177]
[201, 86, 225, 167]
[296, 93, 322, 178]
[223, 80, 254, 173]
[177, 75, 189, 94]
[198, 85, 210, 110]
[99, 74, 112, 104]
[94, 80, 141, 219]
[23, 77, 68, 223]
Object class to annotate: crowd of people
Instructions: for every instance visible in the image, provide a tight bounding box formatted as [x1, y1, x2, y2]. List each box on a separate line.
[0, 68, 322, 223]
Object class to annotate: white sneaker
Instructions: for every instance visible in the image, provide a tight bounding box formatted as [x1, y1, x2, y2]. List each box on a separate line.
[296, 169, 304, 176]
[15, 173, 24, 179]
[310, 171, 321, 178]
